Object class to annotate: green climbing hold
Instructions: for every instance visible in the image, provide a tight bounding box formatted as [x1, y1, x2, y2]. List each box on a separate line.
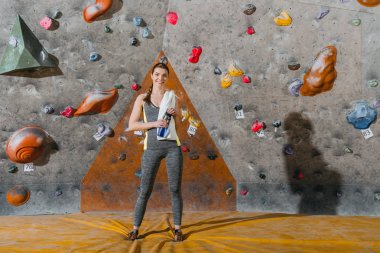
[344, 146, 353, 153]
[374, 192, 380, 201]
[8, 165, 18, 173]
[351, 18, 361, 26]
[104, 25, 111, 33]
[0, 15, 57, 75]
[113, 84, 124, 89]
[368, 80, 379, 88]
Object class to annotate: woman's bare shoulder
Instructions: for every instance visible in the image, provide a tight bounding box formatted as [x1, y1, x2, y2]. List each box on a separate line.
[136, 93, 148, 102]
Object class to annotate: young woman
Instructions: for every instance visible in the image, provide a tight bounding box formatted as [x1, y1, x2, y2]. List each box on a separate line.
[126, 62, 183, 242]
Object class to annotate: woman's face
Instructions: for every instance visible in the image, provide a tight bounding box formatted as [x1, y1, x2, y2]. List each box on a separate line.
[151, 67, 168, 88]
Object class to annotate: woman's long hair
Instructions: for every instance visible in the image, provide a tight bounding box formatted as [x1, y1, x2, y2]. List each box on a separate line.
[143, 63, 170, 105]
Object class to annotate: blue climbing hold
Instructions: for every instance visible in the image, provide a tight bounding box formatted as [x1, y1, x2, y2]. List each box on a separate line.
[133, 16, 144, 27]
[89, 52, 100, 62]
[346, 101, 377, 129]
[135, 168, 142, 178]
[142, 27, 152, 38]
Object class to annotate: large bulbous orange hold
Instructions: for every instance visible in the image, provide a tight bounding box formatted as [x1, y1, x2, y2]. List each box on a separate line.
[6, 185, 30, 206]
[83, 0, 113, 23]
[357, 0, 380, 7]
[6, 126, 48, 164]
[300, 45, 337, 96]
[74, 88, 119, 116]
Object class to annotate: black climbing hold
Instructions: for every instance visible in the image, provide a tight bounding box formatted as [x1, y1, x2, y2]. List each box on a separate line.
[119, 153, 126, 161]
[207, 153, 217, 160]
[8, 165, 18, 173]
[214, 66, 222, 75]
[129, 37, 139, 46]
[259, 173, 266, 180]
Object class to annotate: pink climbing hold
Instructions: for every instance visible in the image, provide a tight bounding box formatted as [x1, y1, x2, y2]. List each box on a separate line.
[242, 75, 251, 83]
[39, 16, 53, 30]
[240, 189, 249, 196]
[131, 83, 140, 91]
[246, 26, 255, 35]
[188, 46, 202, 64]
[60, 106, 76, 118]
[166, 11, 178, 25]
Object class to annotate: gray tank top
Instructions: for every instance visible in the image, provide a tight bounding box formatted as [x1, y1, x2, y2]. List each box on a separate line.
[143, 102, 179, 150]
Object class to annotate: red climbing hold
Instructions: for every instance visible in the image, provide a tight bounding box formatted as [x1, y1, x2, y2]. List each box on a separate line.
[242, 75, 251, 83]
[188, 46, 202, 64]
[181, 144, 190, 152]
[295, 170, 305, 180]
[251, 120, 264, 133]
[166, 11, 178, 25]
[60, 106, 76, 118]
[246, 26, 255, 35]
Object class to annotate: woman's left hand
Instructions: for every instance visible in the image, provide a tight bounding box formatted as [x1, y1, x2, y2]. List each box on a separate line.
[167, 107, 176, 116]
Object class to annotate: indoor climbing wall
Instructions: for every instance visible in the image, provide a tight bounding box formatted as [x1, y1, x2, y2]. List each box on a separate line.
[1, 0, 380, 215]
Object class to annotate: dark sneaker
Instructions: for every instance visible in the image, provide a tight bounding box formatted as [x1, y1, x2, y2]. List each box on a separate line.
[174, 229, 183, 242]
[126, 229, 139, 241]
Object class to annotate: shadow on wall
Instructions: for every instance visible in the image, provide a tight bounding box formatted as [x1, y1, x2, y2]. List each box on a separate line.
[283, 112, 342, 215]
[33, 136, 59, 166]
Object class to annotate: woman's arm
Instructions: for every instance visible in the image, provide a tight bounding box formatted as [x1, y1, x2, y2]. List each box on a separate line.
[127, 94, 168, 131]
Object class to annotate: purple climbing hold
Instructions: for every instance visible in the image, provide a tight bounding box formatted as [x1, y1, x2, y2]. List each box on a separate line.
[43, 105, 54, 114]
[288, 78, 303, 97]
[283, 144, 294, 155]
[97, 123, 113, 137]
[316, 7, 330, 20]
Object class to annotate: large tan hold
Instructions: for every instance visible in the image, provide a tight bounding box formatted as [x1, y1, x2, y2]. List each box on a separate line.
[357, 0, 380, 7]
[81, 52, 236, 212]
[300, 45, 337, 96]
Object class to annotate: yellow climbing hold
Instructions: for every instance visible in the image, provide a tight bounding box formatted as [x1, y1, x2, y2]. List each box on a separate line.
[180, 107, 190, 122]
[274, 11, 292, 26]
[227, 63, 244, 77]
[188, 116, 201, 128]
[221, 73, 233, 89]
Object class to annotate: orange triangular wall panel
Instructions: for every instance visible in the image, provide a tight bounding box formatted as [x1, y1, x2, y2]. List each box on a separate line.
[81, 51, 236, 212]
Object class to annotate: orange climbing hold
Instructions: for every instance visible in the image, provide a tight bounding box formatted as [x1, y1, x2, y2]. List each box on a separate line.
[357, 0, 380, 7]
[6, 126, 49, 164]
[300, 45, 337, 96]
[74, 88, 119, 116]
[83, 0, 113, 23]
[6, 185, 30, 206]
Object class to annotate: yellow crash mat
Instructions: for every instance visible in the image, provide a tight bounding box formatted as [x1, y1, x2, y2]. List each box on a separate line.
[0, 212, 379, 252]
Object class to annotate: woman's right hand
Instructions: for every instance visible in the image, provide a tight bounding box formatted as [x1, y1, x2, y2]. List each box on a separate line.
[152, 119, 168, 128]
